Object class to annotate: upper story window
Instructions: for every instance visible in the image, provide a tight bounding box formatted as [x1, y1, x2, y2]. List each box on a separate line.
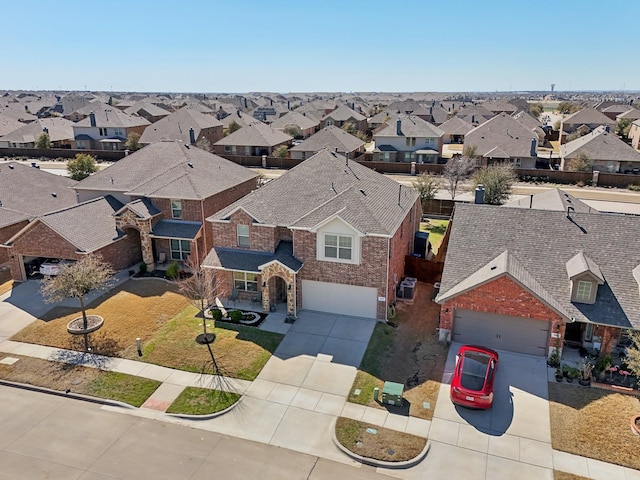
[237, 224, 250, 247]
[326, 119, 334, 126]
[99, 127, 108, 136]
[114, 128, 124, 137]
[405, 137, 416, 147]
[171, 199, 182, 219]
[324, 234, 352, 260]
[575, 280, 592, 302]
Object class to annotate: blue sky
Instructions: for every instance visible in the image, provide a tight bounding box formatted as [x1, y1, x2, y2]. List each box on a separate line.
[3, 0, 638, 93]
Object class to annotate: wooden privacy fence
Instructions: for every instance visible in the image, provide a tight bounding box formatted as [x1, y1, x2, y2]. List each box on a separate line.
[0, 147, 127, 161]
[405, 255, 444, 284]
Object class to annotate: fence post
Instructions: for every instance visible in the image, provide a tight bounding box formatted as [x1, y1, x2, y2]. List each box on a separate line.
[411, 161, 416, 176]
[261, 155, 267, 168]
[592, 170, 599, 187]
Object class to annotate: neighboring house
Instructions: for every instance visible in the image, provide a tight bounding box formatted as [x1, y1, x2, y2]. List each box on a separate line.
[559, 125, 640, 173]
[630, 119, 640, 150]
[219, 110, 264, 130]
[41, 95, 92, 118]
[369, 101, 449, 130]
[270, 111, 320, 138]
[69, 140, 259, 274]
[139, 106, 223, 147]
[289, 126, 364, 160]
[512, 111, 546, 146]
[321, 105, 367, 133]
[480, 100, 519, 115]
[455, 105, 495, 126]
[124, 102, 172, 124]
[436, 202, 640, 358]
[373, 115, 444, 163]
[439, 116, 473, 144]
[203, 149, 422, 320]
[504, 188, 598, 213]
[463, 112, 538, 168]
[601, 104, 634, 121]
[616, 108, 640, 123]
[0, 115, 27, 137]
[64, 102, 112, 122]
[0, 162, 77, 275]
[213, 122, 292, 156]
[560, 107, 616, 141]
[72, 108, 150, 150]
[0, 102, 37, 123]
[0, 118, 75, 148]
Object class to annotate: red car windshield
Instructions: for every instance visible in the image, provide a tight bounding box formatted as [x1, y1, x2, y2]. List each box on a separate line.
[460, 351, 491, 391]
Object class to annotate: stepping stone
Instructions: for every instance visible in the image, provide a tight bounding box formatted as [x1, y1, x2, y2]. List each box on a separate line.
[0, 357, 19, 365]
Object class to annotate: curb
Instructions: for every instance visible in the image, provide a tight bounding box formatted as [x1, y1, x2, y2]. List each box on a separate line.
[0, 379, 135, 409]
[165, 395, 243, 420]
[330, 417, 430, 469]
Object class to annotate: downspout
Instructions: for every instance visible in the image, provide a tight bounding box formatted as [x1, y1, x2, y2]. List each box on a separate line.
[385, 236, 390, 322]
[200, 199, 207, 264]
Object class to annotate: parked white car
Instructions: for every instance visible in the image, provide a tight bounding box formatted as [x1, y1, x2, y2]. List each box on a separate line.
[39, 259, 72, 276]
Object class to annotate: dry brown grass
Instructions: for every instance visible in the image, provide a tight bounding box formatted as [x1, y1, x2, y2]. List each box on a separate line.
[0, 280, 13, 297]
[335, 417, 426, 462]
[554, 472, 590, 480]
[549, 382, 640, 470]
[349, 283, 448, 420]
[10, 279, 282, 380]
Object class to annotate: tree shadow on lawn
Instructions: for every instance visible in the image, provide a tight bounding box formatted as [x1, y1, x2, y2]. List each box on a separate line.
[215, 322, 283, 354]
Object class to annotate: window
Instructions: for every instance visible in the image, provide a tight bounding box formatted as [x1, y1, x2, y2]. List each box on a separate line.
[584, 323, 593, 342]
[170, 239, 190, 261]
[244, 146, 251, 155]
[114, 128, 124, 137]
[425, 137, 435, 147]
[99, 127, 108, 136]
[404, 152, 414, 162]
[224, 146, 231, 152]
[237, 224, 250, 247]
[324, 234, 352, 260]
[380, 152, 390, 162]
[233, 271, 258, 291]
[171, 199, 182, 219]
[326, 119, 334, 126]
[576, 280, 592, 302]
[405, 137, 416, 147]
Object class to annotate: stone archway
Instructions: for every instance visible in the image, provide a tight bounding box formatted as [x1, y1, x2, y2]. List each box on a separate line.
[114, 210, 154, 270]
[260, 262, 296, 317]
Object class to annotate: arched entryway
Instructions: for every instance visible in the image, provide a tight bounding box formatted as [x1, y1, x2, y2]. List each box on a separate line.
[260, 262, 296, 318]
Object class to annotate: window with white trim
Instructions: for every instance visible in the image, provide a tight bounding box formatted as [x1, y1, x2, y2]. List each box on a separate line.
[237, 224, 250, 247]
[170, 239, 190, 261]
[576, 280, 592, 302]
[324, 234, 352, 260]
[99, 127, 108, 136]
[171, 199, 182, 219]
[233, 271, 258, 291]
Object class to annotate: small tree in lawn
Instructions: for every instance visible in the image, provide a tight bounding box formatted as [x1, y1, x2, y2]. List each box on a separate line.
[40, 255, 114, 352]
[444, 148, 475, 199]
[124, 132, 141, 151]
[273, 145, 289, 158]
[473, 164, 517, 205]
[36, 132, 51, 149]
[226, 120, 241, 136]
[412, 172, 439, 203]
[571, 152, 593, 173]
[67, 153, 98, 181]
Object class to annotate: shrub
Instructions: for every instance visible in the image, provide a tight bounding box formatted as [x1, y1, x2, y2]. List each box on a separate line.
[228, 310, 242, 323]
[166, 261, 180, 280]
[139, 262, 147, 274]
[628, 184, 640, 192]
[211, 308, 223, 321]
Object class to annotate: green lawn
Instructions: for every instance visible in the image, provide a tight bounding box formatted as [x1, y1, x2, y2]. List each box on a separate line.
[85, 372, 161, 407]
[420, 219, 449, 254]
[166, 387, 241, 415]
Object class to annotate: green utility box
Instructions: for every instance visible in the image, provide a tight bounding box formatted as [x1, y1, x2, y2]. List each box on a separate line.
[381, 381, 404, 406]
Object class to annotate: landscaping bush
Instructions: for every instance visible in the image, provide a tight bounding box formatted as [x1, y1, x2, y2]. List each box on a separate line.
[228, 310, 242, 323]
[211, 308, 222, 321]
[139, 262, 147, 274]
[628, 184, 640, 192]
[166, 261, 180, 280]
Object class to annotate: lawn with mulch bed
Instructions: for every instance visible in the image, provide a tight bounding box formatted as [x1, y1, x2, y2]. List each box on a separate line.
[0, 355, 160, 407]
[335, 417, 426, 462]
[348, 283, 448, 420]
[166, 387, 241, 415]
[549, 382, 640, 470]
[11, 279, 283, 381]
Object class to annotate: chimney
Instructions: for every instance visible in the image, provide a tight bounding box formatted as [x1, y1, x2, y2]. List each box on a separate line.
[189, 127, 195, 145]
[474, 185, 485, 204]
[396, 118, 402, 136]
[43, 127, 49, 134]
[530, 138, 537, 157]
[89, 111, 96, 127]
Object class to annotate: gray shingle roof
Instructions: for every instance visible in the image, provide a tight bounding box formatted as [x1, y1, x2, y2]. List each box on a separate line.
[438, 203, 640, 329]
[139, 106, 222, 145]
[439, 116, 473, 136]
[464, 112, 537, 158]
[289, 126, 364, 154]
[202, 241, 302, 273]
[74, 107, 150, 128]
[322, 105, 365, 122]
[0, 115, 25, 136]
[566, 251, 604, 283]
[560, 126, 640, 162]
[374, 114, 444, 139]
[208, 149, 418, 237]
[74, 140, 257, 200]
[214, 122, 292, 147]
[270, 111, 319, 131]
[116, 198, 161, 219]
[0, 117, 75, 143]
[504, 188, 597, 213]
[562, 108, 615, 127]
[150, 219, 202, 240]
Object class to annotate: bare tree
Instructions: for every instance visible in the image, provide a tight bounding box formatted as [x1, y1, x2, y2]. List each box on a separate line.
[443, 148, 475, 199]
[624, 332, 640, 378]
[40, 255, 115, 352]
[473, 164, 517, 205]
[412, 172, 439, 202]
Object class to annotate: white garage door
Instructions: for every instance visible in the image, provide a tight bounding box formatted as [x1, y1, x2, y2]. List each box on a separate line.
[302, 280, 378, 318]
[453, 309, 550, 356]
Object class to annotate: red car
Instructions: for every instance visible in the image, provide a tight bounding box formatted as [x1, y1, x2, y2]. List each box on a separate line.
[450, 345, 499, 409]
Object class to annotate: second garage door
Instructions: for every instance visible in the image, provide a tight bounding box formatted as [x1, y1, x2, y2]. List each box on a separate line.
[453, 309, 550, 356]
[302, 280, 378, 318]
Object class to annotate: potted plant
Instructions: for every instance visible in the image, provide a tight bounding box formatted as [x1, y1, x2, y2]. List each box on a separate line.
[596, 355, 613, 382]
[555, 367, 564, 382]
[566, 366, 579, 383]
[579, 360, 593, 386]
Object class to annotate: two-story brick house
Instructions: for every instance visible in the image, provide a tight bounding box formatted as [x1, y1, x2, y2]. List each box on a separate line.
[202, 149, 422, 320]
[72, 108, 150, 151]
[373, 115, 444, 163]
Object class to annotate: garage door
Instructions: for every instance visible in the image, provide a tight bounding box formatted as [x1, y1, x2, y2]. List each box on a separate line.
[302, 280, 378, 318]
[453, 309, 550, 356]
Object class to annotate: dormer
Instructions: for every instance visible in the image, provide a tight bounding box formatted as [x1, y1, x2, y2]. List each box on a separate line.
[566, 251, 604, 304]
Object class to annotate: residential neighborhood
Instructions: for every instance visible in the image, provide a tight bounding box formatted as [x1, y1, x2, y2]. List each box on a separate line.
[2, 1, 640, 479]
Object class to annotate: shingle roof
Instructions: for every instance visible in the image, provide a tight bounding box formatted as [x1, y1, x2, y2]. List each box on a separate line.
[374, 114, 444, 138]
[464, 112, 537, 158]
[322, 105, 365, 122]
[290, 125, 364, 153]
[124, 102, 172, 118]
[566, 251, 604, 283]
[504, 188, 597, 213]
[439, 116, 473, 136]
[74, 107, 150, 128]
[208, 149, 418, 237]
[139, 106, 222, 145]
[560, 126, 640, 162]
[115, 198, 160, 219]
[270, 111, 319, 131]
[437, 203, 640, 328]
[0, 115, 24, 136]
[73, 140, 257, 200]
[150, 219, 202, 240]
[214, 122, 292, 147]
[0, 162, 77, 227]
[0, 117, 75, 143]
[202, 241, 302, 273]
[562, 107, 615, 127]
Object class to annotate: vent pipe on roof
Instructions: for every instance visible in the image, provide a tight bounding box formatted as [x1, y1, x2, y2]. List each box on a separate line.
[604, 125, 610, 133]
[89, 111, 96, 127]
[474, 185, 485, 204]
[345, 152, 348, 167]
[529, 194, 533, 208]
[189, 127, 195, 145]
[567, 205, 575, 218]
[530, 138, 537, 157]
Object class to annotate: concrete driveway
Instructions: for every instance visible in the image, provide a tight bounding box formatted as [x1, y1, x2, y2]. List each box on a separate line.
[384, 342, 554, 479]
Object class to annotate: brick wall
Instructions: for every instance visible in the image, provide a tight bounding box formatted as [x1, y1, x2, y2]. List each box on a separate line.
[96, 230, 142, 271]
[439, 275, 564, 352]
[388, 198, 422, 304]
[211, 210, 276, 252]
[0, 220, 29, 266]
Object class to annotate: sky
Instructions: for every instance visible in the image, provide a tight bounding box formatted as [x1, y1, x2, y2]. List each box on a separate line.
[2, 0, 639, 93]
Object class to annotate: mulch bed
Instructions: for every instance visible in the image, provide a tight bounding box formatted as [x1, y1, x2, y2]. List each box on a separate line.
[198, 307, 268, 328]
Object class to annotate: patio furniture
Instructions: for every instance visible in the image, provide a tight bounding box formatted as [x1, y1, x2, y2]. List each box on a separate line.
[157, 252, 167, 266]
[251, 291, 262, 308]
[228, 289, 238, 307]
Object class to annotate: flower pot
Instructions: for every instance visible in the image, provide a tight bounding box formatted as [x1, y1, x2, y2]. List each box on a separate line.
[631, 415, 640, 437]
[578, 378, 591, 387]
[555, 375, 564, 382]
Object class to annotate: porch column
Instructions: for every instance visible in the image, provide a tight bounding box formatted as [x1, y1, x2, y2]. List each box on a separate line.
[140, 229, 154, 271]
[287, 281, 296, 318]
[261, 278, 270, 313]
[599, 326, 619, 355]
